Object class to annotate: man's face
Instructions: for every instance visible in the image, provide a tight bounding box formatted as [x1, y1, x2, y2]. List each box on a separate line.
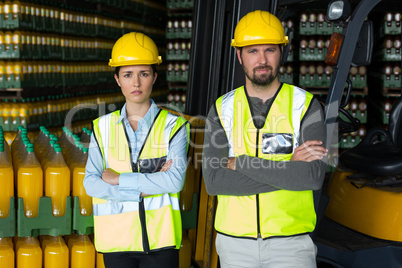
[237, 44, 282, 87]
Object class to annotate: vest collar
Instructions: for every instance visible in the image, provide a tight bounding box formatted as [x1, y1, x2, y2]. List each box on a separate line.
[244, 83, 284, 129]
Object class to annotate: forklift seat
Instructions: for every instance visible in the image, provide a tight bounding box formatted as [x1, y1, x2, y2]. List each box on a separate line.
[339, 97, 402, 176]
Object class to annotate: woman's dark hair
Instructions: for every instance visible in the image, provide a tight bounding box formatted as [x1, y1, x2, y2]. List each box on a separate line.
[114, 65, 158, 77]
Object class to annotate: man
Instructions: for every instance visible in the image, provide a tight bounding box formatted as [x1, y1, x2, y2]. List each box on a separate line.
[202, 10, 327, 267]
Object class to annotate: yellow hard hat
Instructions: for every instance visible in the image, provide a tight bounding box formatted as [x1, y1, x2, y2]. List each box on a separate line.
[109, 32, 162, 67]
[231, 10, 289, 47]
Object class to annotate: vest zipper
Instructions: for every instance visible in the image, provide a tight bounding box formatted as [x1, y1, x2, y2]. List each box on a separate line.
[256, 129, 261, 238]
[139, 199, 150, 253]
[121, 120, 154, 254]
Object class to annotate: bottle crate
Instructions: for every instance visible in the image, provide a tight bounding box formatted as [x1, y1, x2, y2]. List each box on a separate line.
[17, 197, 72, 237]
[72, 196, 94, 235]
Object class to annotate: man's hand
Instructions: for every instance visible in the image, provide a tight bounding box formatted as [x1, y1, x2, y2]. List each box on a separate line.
[102, 168, 120, 185]
[227, 157, 236, 170]
[291, 140, 327, 162]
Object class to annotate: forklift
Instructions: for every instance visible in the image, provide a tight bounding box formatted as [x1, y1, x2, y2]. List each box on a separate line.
[312, 0, 402, 267]
[187, 0, 401, 267]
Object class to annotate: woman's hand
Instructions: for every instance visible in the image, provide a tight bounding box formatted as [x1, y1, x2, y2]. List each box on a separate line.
[102, 168, 120, 185]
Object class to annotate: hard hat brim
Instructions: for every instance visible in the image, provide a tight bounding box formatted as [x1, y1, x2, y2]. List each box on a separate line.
[108, 57, 162, 67]
[231, 37, 289, 47]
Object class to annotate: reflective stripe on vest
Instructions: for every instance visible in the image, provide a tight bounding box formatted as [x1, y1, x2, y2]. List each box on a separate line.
[215, 84, 316, 239]
[92, 109, 188, 253]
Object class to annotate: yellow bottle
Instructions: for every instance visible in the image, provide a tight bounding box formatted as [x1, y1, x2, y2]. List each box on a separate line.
[11, 126, 25, 158]
[43, 236, 69, 268]
[0, 237, 14, 268]
[68, 142, 82, 191]
[73, 147, 92, 216]
[17, 145, 43, 218]
[10, 99, 20, 129]
[14, 236, 24, 252]
[40, 235, 51, 251]
[34, 129, 49, 163]
[0, 132, 12, 162]
[96, 252, 105, 268]
[39, 139, 52, 169]
[66, 233, 79, 261]
[16, 237, 42, 268]
[11, 1, 20, 21]
[13, 137, 30, 182]
[44, 147, 70, 217]
[2, 99, 11, 130]
[0, 145, 14, 218]
[71, 235, 95, 268]
[0, 61, 6, 88]
[12, 31, 21, 53]
[4, 31, 12, 52]
[19, 98, 30, 127]
[0, 132, 12, 161]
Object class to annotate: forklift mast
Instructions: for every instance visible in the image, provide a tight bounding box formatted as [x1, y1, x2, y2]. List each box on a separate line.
[186, 0, 280, 117]
[322, 0, 381, 149]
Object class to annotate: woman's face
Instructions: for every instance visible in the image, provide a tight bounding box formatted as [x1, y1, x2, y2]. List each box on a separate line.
[114, 65, 157, 106]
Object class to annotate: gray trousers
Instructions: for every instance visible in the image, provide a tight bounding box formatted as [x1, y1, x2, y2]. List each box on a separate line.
[215, 233, 317, 268]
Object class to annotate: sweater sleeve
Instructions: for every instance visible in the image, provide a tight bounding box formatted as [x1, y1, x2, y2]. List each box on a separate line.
[234, 98, 327, 191]
[202, 104, 279, 196]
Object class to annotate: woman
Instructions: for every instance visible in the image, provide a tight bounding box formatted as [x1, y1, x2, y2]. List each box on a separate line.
[84, 32, 189, 268]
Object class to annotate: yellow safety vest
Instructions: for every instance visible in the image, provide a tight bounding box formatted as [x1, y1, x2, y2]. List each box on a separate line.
[214, 84, 316, 239]
[92, 109, 189, 253]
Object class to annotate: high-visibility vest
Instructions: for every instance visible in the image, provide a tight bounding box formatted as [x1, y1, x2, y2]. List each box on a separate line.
[92, 108, 189, 253]
[214, 84, 316, 239]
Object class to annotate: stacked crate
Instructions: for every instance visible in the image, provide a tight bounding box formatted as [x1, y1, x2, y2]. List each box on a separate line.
[165, 0, 193, 112]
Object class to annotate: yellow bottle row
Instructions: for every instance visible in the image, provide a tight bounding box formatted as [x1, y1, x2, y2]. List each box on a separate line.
[0, 61, 113, 76]
[0, 31, 115, 51]
[0, 93, 124, 131]
[0, 126, 91, 219]
[0, 1, 164, 36]
[0, 234, 103, 268]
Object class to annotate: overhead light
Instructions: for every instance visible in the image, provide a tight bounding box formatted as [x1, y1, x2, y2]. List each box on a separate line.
[326, 0, 351, 26]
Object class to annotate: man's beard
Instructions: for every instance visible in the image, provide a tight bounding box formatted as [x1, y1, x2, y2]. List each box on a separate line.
[244, 65, 278, 86]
